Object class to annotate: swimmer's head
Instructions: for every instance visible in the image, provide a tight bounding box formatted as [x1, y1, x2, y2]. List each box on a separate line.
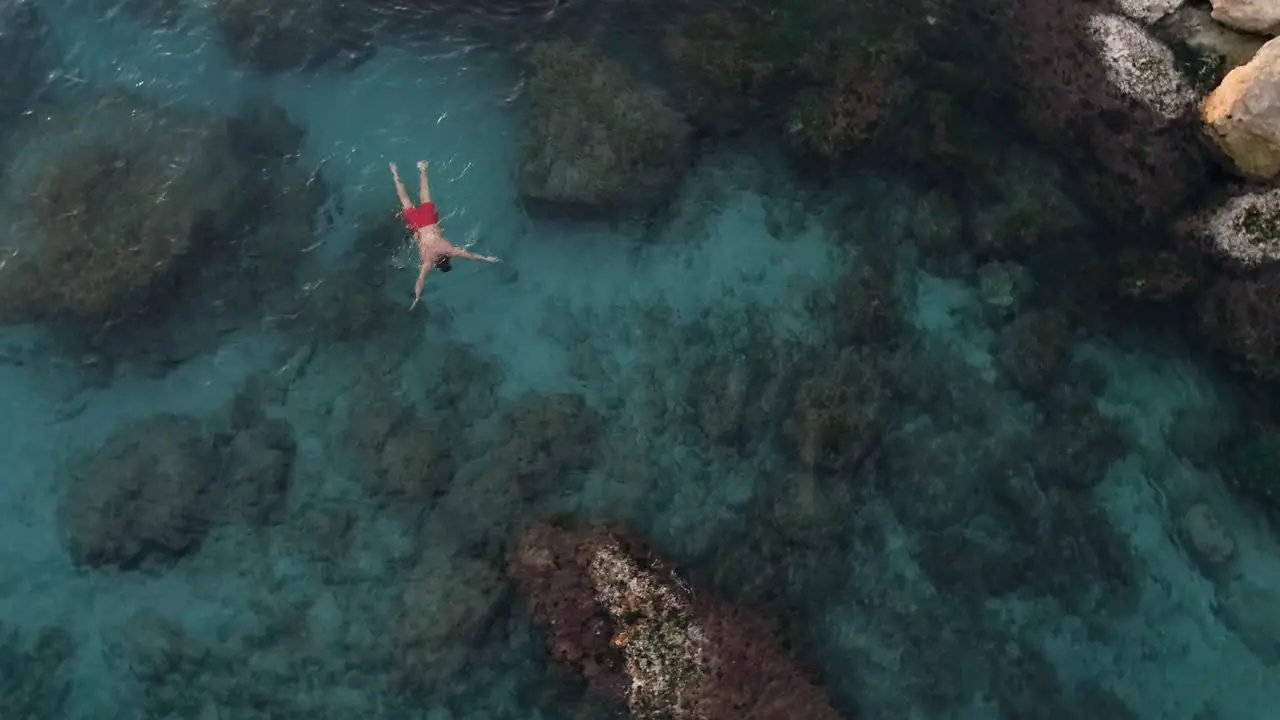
[434, 256, 453, 273]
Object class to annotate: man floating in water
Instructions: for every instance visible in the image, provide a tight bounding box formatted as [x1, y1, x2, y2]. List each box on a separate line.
[390, 160, 500, 308]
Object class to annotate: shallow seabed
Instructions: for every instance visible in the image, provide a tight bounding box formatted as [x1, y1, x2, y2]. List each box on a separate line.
[0, 1, 1278, 719]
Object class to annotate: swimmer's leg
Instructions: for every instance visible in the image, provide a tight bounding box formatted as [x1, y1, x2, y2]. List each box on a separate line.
[390, 163, 413, 210]
[417, 160, 432, 204]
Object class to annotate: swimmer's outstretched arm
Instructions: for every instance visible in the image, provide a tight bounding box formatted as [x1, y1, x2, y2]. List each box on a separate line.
[411, 262, 432, 309]
[447, 246, 500, 263]
[389, 162, 412, 210]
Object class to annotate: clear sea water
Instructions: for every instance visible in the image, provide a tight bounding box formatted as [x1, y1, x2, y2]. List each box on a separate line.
[1, 0, 1279, 718]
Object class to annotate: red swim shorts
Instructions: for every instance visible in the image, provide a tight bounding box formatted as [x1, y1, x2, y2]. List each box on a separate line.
[403, 202, 439, 230]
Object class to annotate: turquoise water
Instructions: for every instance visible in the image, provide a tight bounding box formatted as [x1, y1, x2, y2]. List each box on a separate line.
[1, 0, 1279, 718]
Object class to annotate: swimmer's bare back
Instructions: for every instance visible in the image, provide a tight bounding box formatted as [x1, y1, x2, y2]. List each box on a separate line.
[389, 160, 500, 309]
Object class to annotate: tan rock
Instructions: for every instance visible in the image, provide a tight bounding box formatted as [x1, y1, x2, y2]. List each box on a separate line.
[1202, 36, 1280, 178]
[1211, 0, 1280, 37]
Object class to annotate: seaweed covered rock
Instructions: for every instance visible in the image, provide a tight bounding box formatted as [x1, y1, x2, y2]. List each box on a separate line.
[1110, 0, 1185, 25]
[782, 348, 892, 475]
[968, 146, 1087, 259]
[1179, 185, 1280, 267]
[1202, 36, 1280, 180]
[393, 553, 506, 691]
[492, 392, 604, 499]
[996, 309, 1073, 394]
[987, 0, 1209, 227]
[220, 418, 296, 526]
[60, 414, 220, 569]
[660, 0, 919, 153]
[1217, 422, 1280, 509]
[508, 521, 841, 719]
[518, 40, 692, 217]
[345, 398, 457, 504]
[0, 94, 253, 325]
[0, 623, 74, 717]
[1197, 267, 1280, 379]
[209, 0, 374, 74]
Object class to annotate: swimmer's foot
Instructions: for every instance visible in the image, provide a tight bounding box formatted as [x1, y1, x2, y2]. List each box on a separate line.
[416, 160, 428, 171]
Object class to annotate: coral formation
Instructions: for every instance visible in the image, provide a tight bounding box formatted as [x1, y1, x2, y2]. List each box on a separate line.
[519, 40, 693, 216]
[508, 521, 841, 719]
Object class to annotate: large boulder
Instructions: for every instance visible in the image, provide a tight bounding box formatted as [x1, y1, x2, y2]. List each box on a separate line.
[0, 93, 253, 325]
[518, 40, 693, 218]
[1202, 36, 1280, 179]
[508, 521, 842, 719]
[1210, 0, 1280, 37]
[987, 0, 1211, 227]
[60, 414, 220, 569]
[1179, 185, 1280, 267]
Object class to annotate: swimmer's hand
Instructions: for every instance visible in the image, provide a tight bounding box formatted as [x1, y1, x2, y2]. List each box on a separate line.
[417, 160, 428, 171]
[483, 255, 500, 263]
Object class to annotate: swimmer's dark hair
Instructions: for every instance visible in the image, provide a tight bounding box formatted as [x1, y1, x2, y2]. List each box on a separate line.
[434, 256, 453, 273]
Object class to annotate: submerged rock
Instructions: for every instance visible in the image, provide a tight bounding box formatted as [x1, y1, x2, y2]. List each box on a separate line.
[1086, 12, 1196, 121]
[1178, 503, 1237, 577]
[1162, 6, 1266, 73]
[1180, 185, 1280, 267]
[0, 0, 49, 125]
[210, 0, 375, 74]
[1219, 579, 1280, 664]
[1210, 0, 1280, 37]
[1198, 268, 1280, 380]
[1110, 0, 1186, 25]
[508, 521, 841, 719]
[60, 414, 220, 569]
[0, 93, 253, 325]
[1202, 36, 1280, 179]
[991, 0, 1210, 227]
[518, 40, 692, 218]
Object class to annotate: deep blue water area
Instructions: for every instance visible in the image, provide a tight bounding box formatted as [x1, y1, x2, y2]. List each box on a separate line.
[0, 0, 1278, 718]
